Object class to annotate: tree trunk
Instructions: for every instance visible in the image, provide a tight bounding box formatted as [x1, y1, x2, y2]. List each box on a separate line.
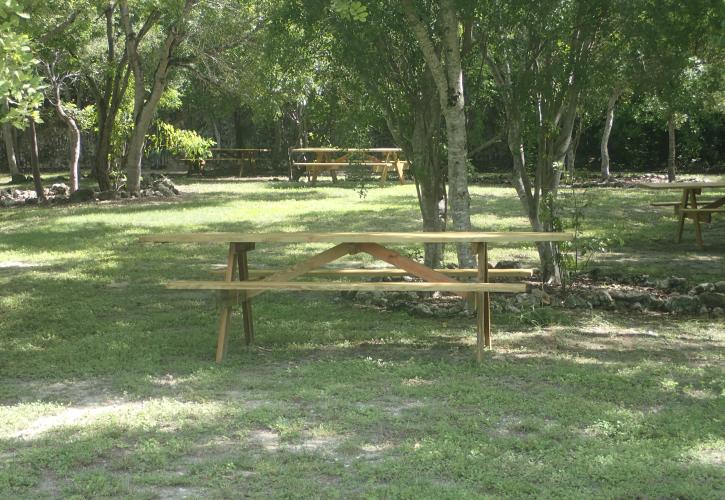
[667, 113, 676, 182]
[94, 124, 113, 191]
[27, 121, 46, 201]
[600, 87, 620, 179]
[401, 0, 474, 268]
[53, 89, 81, 192]
[566, 117, 583, 178]
[2, 123, 20, 176]
[411, 112, 444, 269]
[2, 98, 21, 177]
[120, 0, 197, 194]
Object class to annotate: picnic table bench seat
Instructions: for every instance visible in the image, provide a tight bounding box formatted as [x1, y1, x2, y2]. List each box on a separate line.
[167, 280, 526, 293]
[211, 267, 534, 279]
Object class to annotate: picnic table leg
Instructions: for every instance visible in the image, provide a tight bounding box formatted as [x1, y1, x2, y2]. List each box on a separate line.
[691, 190, 705, 247]
[216, 243, 239, 363]
[379, 164, 389, 188]
[236, 243, 255, 345]
[395, 161, 405, 185]
[475, 243, 491, 362]
[676, 189, 690, 243]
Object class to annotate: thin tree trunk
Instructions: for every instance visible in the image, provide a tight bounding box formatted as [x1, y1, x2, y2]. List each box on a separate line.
[28, 121, 46, 201]
[2, 123, 20, 176]
[53, 87, 81, 192]
[411, 112, 444, 269]
[2, 98, 21, 177]
[566, 117, 582, 178]
[667, 113, 676, 182]
[600, 87, 620, 179]
[211, 117, 222, 148]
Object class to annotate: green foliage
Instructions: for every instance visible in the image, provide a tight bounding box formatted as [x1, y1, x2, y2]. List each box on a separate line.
[149, 121, 215, 160]
[0, 0, 43, 127]
[331, 0, 368, 22]
[553, 186, 623, 284]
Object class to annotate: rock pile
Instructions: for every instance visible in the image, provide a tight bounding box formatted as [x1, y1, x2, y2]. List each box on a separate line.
[568, 173, 702, 189]
[344, 268, 725, 319]
[1, 175, 180, 208]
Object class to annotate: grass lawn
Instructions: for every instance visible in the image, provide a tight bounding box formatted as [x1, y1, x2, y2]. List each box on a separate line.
[1, 173, 723, 498]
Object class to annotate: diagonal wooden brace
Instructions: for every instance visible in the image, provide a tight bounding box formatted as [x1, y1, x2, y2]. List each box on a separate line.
[356, 243, 470, 300]
[244, 243, 360, 300]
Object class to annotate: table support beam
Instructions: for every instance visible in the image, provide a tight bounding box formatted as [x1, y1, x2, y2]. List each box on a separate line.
[216, 243, 255, 363]
[475, 243, 491, 362]
[356, 243, 469, 299]
[245, 243, 360, 300]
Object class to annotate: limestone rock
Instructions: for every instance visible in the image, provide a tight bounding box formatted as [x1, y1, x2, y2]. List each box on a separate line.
[698, 293, 725, 310]
[663, 276, 688, 292]
[691, 283, 715, 294]
[97, 190, 118, 201]
[666, 294, 700, 314]
[588, 289, 615, 308]
[70, 188, 96, 202]
[50, 183, 70, 196]
[495, 260, 523, 269]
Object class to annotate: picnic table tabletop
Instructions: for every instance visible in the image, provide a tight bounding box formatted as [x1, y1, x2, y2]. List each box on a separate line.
[636, 182, 725, 189]
[290, 147, 402, 153]
[140, 231, 573, 245]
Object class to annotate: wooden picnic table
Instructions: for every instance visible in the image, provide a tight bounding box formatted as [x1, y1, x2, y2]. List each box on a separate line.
[183, 148, 270, 177]
[141, 231, 571, 363]
[637, 182, 725, 246]
[290, 147, 409, 186]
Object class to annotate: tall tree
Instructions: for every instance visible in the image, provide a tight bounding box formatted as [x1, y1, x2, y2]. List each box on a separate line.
[628, 0, 722, 181]
[119, 0, 199, 194]
[479, 0, 608, 282]
[400, 0, 474, 267]
[1, 0, 44, 181]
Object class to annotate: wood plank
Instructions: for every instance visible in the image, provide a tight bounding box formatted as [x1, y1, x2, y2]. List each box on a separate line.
[293, 162, 408, 167]
[290, 148, 402, 153]
[237, 244, 254, 346]
[140, 231, 573, 245]
[240, 268, 535, 278]
[679, 208, 725, 213]
[211, 148, 270, 152]
[637, 182, 725, 189]
[166, 280, 527, 293]
[215, 243, 239, 363]
[357, 243, 470, 299]
[245, 243, 359, 299]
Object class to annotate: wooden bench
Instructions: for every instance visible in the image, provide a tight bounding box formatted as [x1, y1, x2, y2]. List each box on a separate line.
[140, 231, 572, 363]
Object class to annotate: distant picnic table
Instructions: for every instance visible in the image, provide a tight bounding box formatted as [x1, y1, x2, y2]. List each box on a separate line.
[290, 147, 409, 186]
[140, 231, 572, 363]
[184, 148, 269, 177]
[638, 181, 725, 247]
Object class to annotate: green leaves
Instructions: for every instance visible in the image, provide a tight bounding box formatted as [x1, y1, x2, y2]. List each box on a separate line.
[148, 121, 215, 160]
[331, 0, 368, 22]
[0, 1, 43, 128]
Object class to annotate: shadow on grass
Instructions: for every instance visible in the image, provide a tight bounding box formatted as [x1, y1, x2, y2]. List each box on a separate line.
[0, 310, 722, 497]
